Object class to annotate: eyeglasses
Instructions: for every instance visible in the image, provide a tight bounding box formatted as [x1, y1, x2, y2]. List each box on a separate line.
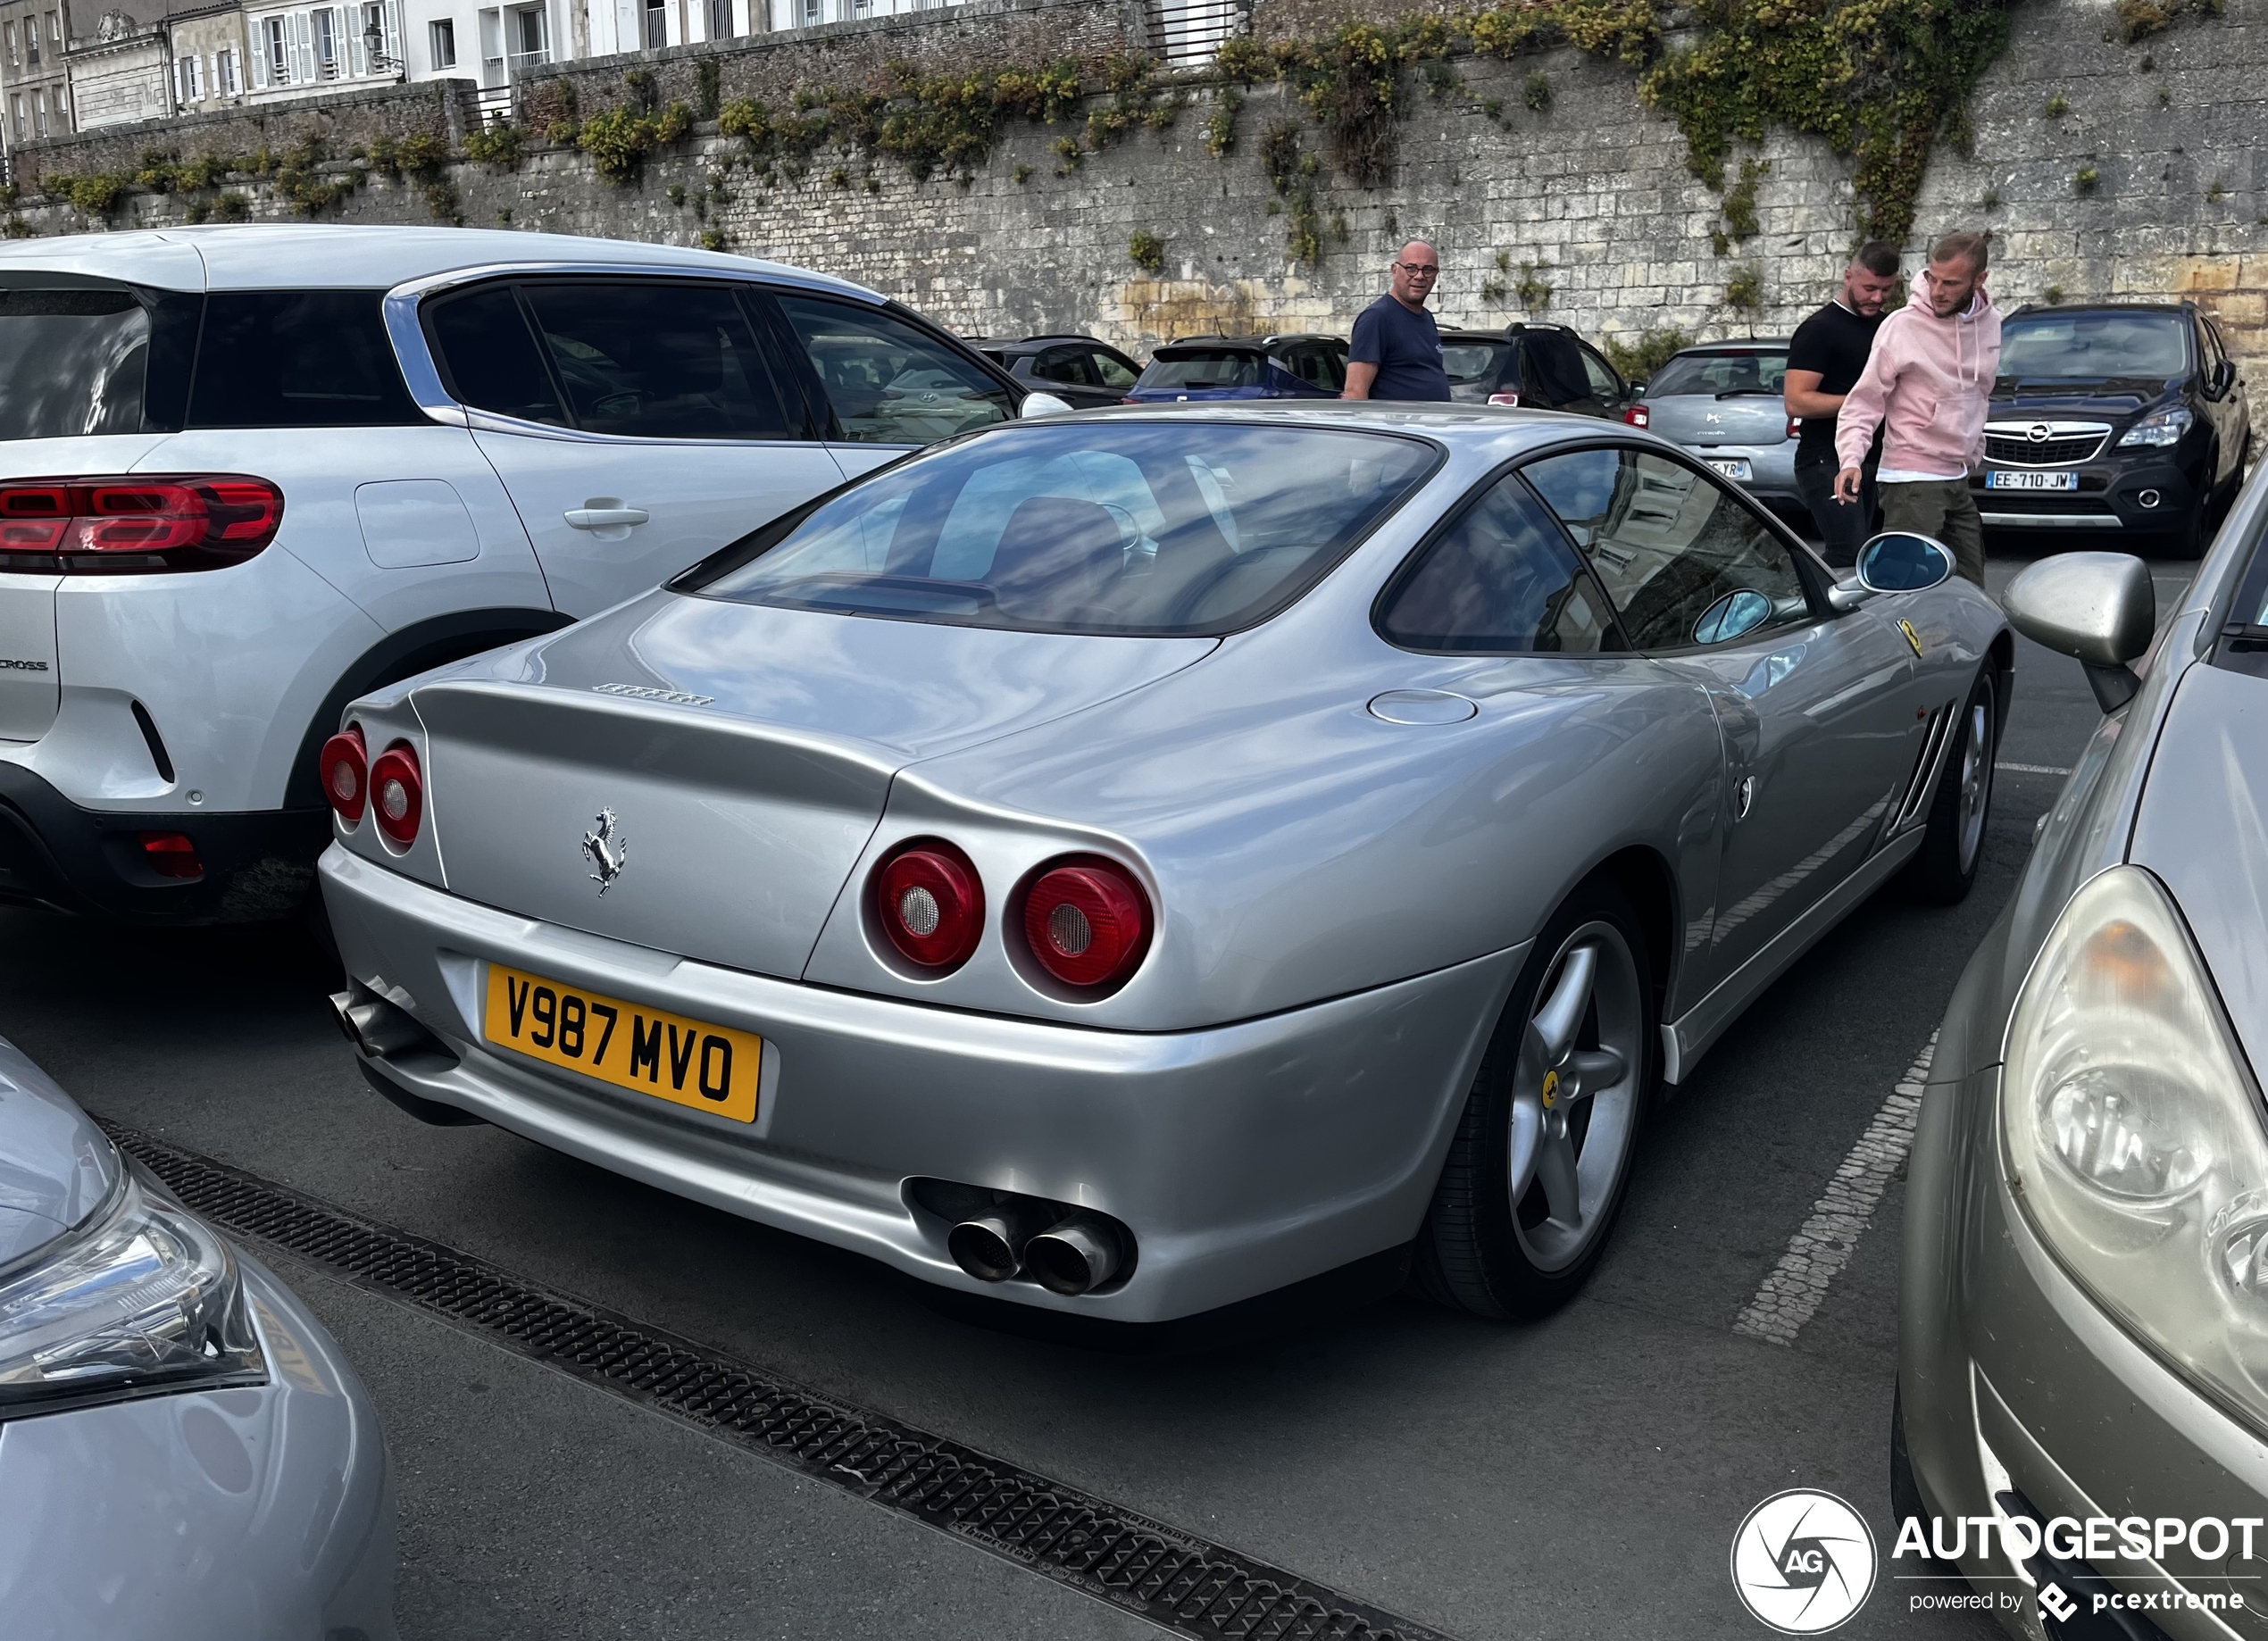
[1395, 262, 1440, 278]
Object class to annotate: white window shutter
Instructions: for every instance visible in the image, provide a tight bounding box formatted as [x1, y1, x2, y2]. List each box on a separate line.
[290, 11, 314, 84]
[348, 12, 367, 76]
[251, 23, 271, 84]
[383, 0, 400, 66]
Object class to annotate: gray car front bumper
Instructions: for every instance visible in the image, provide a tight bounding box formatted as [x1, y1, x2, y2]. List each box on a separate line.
[1904, 947, 2268, 1639]
[319, 845, 1522, 1324]
[0, 1252, 396, 1641]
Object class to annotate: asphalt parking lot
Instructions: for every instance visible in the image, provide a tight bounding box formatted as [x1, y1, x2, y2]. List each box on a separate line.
[0, 540, 2197, 1640]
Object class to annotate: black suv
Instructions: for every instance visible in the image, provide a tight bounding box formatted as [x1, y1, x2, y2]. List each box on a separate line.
[1973, 301, 2251, 556]
[1438, 322, 1631, 417]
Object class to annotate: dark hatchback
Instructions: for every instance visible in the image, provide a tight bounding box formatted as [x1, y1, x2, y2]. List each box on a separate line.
[1972, 301, 2251, 556]
[1439, 322, 1632, 417]
[1124, 334, 1347, 403]
[971, 334, 1143, 411]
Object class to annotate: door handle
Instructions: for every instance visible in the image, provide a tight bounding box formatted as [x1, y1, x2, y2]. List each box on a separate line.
[564, 501, 650, 531]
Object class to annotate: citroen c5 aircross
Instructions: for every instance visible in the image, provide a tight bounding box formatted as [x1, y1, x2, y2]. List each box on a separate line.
[0, 225, 1028, 921]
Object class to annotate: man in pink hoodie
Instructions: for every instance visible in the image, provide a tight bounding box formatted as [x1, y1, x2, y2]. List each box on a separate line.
[1832, 230, 2001, 586]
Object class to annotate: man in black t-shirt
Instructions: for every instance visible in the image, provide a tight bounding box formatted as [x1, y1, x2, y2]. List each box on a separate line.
[1785, 242, 1902, 564]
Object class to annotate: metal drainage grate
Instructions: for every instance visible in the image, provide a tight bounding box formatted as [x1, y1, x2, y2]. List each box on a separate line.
[99, 1119, 1450, 1641]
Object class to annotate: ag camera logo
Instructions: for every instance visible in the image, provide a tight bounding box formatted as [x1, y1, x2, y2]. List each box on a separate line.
[1731, 1488, 1878, 1633]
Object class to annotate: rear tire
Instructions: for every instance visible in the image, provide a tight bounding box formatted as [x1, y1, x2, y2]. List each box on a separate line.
[1904, 670, 1996, 905]
[1412, 878, 1657, 1319]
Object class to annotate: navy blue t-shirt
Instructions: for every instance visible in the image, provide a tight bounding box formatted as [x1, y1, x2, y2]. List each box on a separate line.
[1348, 294, 1451, 401]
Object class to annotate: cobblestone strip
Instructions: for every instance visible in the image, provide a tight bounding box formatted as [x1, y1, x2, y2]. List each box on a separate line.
[1732, 1034, 1937, 1346]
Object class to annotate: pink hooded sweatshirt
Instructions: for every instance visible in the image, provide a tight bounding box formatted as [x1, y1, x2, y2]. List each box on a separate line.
[1833, 274, 2003, 478]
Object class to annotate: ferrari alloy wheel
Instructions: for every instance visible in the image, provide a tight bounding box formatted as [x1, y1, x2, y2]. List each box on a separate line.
[1905, 669, 1997, 905]
[1413, 877, 1656, 1319]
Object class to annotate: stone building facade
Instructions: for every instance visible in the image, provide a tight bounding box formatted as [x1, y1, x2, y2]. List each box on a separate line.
[0, 0, 71, 147]
[4, 0, 2266, 381]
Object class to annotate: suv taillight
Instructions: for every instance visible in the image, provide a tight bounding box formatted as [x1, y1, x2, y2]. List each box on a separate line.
[369, 742, 423, 847]
[1019, 856, 1153, 991]
[1487, 392, 1522, 407]
[0, 475, 283, 574]
[320, 725, 368, 825]
[1622, 404, 1651, 429]
[1786, 414, 1802, 440]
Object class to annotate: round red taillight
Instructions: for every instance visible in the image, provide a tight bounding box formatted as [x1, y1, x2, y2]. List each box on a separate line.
[368, 742, 423, 847]
[319, 725, 368, 825]
[1021, 857, 1152, 990]
[874, 840, 984, 970]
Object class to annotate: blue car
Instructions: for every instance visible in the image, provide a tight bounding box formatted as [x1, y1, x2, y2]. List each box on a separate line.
[1125, 333, 1347, 403]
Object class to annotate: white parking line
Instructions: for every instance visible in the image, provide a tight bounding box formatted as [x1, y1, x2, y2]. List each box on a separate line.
[1996, 762, 2072, 776]
[1733, 1035, 1936, 1346]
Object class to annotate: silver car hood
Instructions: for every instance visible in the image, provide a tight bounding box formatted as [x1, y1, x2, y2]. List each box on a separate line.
[2128, 660, 2268, 1080]
[413, 594, 1214, 979]
[0, 1037, 118, 1270]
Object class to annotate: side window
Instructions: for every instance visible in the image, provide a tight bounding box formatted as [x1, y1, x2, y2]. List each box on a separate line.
[1091, 349, 1139, 389]
[1034, 346, 1099, 387]
[516, 281, 793, 439]
[776, 295, 1013, 446]
[1522, 446, 1812, 651]
[1376, 471, 1618, 654]
[1580, 346, 1624, 408]
[422, 284, 564, 427]
[188, 290, 423, 429]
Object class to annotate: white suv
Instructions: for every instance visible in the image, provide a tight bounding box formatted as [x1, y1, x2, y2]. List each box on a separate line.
[0, 225, 1037, 921]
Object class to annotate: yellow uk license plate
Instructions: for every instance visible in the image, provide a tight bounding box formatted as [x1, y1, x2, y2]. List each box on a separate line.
[483, 962, 763, 1123]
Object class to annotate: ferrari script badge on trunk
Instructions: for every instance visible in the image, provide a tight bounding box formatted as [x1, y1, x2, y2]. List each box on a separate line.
[582, 809, 628, 894]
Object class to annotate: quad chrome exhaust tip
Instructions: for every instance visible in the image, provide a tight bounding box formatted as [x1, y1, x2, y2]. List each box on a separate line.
[1024, 1214, 1127, 1296]
[329, 985, 438, 1060]
[922, 1179, 1134, 1296]
[946, 1202, 1057, 1284]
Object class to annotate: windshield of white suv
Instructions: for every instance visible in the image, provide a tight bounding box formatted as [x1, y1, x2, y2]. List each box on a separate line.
[693, 421, 1440, 636]
[0, 288, 153, 439]
[2000, 312, 2188, 379]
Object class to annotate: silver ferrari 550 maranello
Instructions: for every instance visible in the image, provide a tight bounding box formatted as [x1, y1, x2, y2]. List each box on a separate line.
[316, 404, 2010, 1325]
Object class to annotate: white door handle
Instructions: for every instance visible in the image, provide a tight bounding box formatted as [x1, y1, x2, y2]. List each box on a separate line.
[564, 504, 650, 530]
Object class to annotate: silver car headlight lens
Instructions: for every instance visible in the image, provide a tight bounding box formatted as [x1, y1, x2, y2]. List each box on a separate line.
[2004, 865, 2268, 1425]
[0, 1166, 264, 1419]
[2118, 405, 2193, 446]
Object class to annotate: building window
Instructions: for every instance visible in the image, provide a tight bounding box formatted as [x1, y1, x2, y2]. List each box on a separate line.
[22, 17, 36, 64]
[264, 15, 289, 82]
[313, 6, 338, 76]
[799, 0, 819, 25]
[4, 21, 15, 67]
[44, 10, 56, 45]
[8, 95, 21, 138]
[643, 0, 664, 47]
[429, 15, 454, 66]
[175, 52, 204, 101]
[30, 88, 46, 137]
[217, 45, 239, 93]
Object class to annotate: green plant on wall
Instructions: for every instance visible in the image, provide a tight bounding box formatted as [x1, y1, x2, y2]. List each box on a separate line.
[1725, 263, 1764, 313]
[1605, 327, 1691, 383]
[1513, 258, 1554, 309]
[2117, 0, 2223, 43]
[462, 122, 523, 166]
[1204, 88, 1242, 157]
[1523, 70, 1552, 112]
[1259, 118, 1325, 267]
[1129, 228, 1165, 272]
[2076, 164, 2101, 194]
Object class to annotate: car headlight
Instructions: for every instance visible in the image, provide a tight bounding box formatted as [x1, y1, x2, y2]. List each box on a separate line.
[0, 1165, 264, 1420]
[2003, 865, 2268, 1427]
[2118, 405, 2193, 446]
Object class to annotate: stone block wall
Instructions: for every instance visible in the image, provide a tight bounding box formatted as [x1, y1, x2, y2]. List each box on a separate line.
[10, 0, 2268, 378]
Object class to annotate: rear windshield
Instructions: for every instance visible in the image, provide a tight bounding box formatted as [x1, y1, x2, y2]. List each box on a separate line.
[691, 421, 1440, 636]
[1441, 341, 1511, 386]
[1140, 350, 1265, 390]
[2000, 312, 2188, 380]
[0, 288, 159, 439]
[1647, 350, 1789, 398]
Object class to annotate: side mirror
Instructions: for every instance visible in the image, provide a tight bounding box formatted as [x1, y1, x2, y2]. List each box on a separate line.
[2002, 551, 2156, 713]
[2216, 358, 2239, 396]
[1828, 531, 1955, 610]
[1020, 391, 1075, 419]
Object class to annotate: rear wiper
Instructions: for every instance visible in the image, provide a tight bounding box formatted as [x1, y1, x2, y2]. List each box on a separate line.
[1715, 388, 1780, 398]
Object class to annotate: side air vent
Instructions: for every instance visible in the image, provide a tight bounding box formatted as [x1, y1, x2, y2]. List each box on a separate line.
[1894, 704, 1956, 832]
[129, 700, 176, 783]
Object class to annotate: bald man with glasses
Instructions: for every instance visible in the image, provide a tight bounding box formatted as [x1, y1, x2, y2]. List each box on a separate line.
[1343, 241, 1452, 402]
